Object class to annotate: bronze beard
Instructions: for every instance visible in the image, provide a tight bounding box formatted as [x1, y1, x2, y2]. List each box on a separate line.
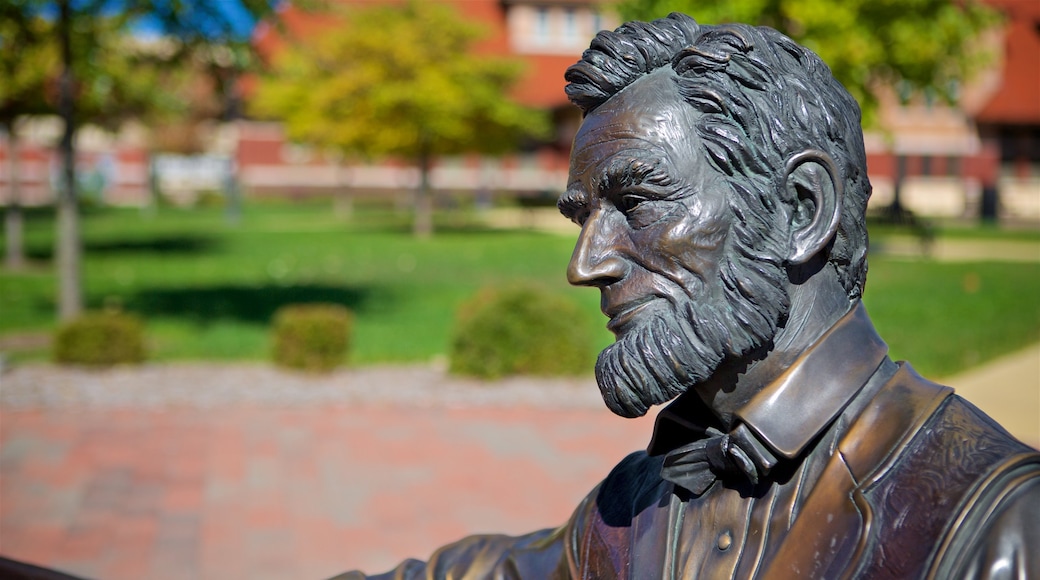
[594, 246, 792, 419]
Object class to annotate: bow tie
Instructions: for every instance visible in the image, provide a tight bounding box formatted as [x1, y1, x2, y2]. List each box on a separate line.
[660, 423, 779, 495]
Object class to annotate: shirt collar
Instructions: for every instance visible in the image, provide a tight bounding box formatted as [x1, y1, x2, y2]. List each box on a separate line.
[648, 302, 888, 460]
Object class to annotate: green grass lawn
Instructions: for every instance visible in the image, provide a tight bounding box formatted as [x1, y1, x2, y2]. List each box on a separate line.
[1, 201, 1038, 379]
[863, 260, 1040, 377]
[0, 202, 614, 366]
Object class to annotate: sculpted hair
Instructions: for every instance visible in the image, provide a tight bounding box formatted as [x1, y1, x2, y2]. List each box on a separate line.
[565, 13, 871, 299]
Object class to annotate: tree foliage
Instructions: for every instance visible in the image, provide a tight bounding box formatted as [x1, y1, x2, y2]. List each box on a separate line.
[1, 1, 277, 129]
[614, 0, 1000, 125]
[250, 0, 551, 236]
[0, 0, 304, 317]
[1, 4, 57, 269]
[71, 19, 180, 131]
[0, 4, 57, 123]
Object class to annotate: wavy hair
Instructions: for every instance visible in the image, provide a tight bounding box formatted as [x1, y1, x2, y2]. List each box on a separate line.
[565, 13, 871, 299]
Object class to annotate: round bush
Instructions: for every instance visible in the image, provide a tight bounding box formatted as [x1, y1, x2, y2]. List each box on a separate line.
[272, 303, 353, 372]
[53, 311, 147, 366]
[450, 286, 593, 378]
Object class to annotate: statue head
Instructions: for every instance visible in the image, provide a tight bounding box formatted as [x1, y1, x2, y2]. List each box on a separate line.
[559, 13, 872, 418]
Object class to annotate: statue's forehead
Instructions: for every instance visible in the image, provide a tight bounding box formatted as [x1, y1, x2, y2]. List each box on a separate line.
[570, 69, 693, 177]
[575, 69, 685, 146]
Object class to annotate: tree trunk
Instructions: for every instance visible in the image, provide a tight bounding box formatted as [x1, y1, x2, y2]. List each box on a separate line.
[144, 152, 159, 217]
[413, 149, 433, 238]
[333, 159, 353, 219]
[56, 0, 83, 321]
[224, 156, 242, 225]
[887, 154, 906, 219]
[4, 119, 25, 270]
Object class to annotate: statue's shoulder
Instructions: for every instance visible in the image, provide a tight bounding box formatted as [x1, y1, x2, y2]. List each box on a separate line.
[848, 362, 1036, 475]
[858, 362, 1038, 500]
[847, 363, 1040, 578]
[926, 392, 1040, 578]
[899, 364, 1038, 473]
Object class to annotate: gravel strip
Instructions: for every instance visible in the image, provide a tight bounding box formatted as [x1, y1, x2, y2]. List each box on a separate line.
[0, 363, 607, 411]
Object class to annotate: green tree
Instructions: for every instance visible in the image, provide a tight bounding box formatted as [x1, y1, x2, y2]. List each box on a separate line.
[1, 1, 305, 320]
[614, 0, 999, 126]
[0, 6, 57, 270]
[250, 0, 551, 237]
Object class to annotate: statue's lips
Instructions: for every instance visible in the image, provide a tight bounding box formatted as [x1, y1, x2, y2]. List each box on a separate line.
[605, 299, 655, 334]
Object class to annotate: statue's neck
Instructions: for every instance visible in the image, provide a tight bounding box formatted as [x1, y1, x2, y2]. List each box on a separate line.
[694, 266, 853, 429]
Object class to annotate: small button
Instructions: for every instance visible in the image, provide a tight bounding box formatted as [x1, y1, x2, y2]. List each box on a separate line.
[717, 530, 733, 551]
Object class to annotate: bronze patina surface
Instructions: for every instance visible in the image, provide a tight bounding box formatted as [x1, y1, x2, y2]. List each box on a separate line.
[338, 13, 1039, 580]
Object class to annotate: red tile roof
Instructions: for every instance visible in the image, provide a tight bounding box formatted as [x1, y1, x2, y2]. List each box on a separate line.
[252, 0, 586, 110]
[976, 0, 1040, 125]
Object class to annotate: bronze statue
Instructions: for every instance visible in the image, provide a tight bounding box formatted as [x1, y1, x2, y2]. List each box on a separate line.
[336, 13, 1039, 580]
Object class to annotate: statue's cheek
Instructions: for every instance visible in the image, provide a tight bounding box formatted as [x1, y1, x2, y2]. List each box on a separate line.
[655, 195, 731, 268]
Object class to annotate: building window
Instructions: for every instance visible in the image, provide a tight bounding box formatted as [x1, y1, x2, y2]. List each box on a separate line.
[563, 8, 578, 44]
[534, 7, 550, 45]
[507, 4, 616, 55]
[591, 11, 604, 34]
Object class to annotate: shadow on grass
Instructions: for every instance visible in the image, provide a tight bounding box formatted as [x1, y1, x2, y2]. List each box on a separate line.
[124, 283, 375, 324]
[4, 204, 118, 222]
[27, 235, 221, 260]
[339, 207, 544, 236]
[347, 219, 509, 236]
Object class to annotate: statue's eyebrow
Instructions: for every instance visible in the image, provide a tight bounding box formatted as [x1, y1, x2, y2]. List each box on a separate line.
[598, 154, 675, 200]
[558, 188, 588, 224]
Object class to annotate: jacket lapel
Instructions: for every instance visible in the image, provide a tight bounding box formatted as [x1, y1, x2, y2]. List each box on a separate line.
[761, 364, 952, 579]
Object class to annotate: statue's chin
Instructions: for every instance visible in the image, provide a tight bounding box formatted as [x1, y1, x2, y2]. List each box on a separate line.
[593, 253, 794, 419]
[594, 316, 719, 419]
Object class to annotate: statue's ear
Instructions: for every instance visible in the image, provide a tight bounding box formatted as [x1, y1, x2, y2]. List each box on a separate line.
[783, 150, 844, 265]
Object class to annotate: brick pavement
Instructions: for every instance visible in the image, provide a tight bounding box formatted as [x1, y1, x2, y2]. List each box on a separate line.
[0, 403, 658, 579]
[2, 339, 1037, 580]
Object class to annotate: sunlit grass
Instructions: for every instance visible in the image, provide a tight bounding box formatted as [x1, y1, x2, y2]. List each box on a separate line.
[863, 258, 1040, 378]
[1, 200, 1037, 378]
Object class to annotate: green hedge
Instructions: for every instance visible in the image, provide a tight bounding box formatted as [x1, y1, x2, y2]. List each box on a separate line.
[272, 303, 353, 371]
[53, 311, 147, 366]
[450, 286, 593, 378]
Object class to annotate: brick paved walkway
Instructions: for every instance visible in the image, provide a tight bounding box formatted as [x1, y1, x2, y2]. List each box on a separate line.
[0, 401, 657, 579]
[2, 340, 1036, 580]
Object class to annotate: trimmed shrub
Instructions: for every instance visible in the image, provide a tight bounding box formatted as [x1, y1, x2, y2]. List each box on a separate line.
[272, 303, 353, 371]
[53, 311, 147, 366]
[450, 286, 593, 378]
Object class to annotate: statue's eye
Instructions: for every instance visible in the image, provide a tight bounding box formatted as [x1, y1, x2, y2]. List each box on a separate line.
[617, 196, 675, 230]
[615, 194, 643, 214]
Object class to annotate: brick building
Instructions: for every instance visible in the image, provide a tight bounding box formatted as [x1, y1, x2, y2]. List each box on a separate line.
[2, 0, 1037, 221]
[862, 0, 1040, 221]
[235, 0, 613, 200]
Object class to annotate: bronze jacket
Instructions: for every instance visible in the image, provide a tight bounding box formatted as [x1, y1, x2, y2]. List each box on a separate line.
[337, 308, 1039, 579]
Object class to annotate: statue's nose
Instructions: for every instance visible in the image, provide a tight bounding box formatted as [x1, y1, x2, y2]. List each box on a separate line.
[567, 210, 628, 287]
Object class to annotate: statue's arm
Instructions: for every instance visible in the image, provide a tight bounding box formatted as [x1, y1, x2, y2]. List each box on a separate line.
[938, 461, 1040, 580]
